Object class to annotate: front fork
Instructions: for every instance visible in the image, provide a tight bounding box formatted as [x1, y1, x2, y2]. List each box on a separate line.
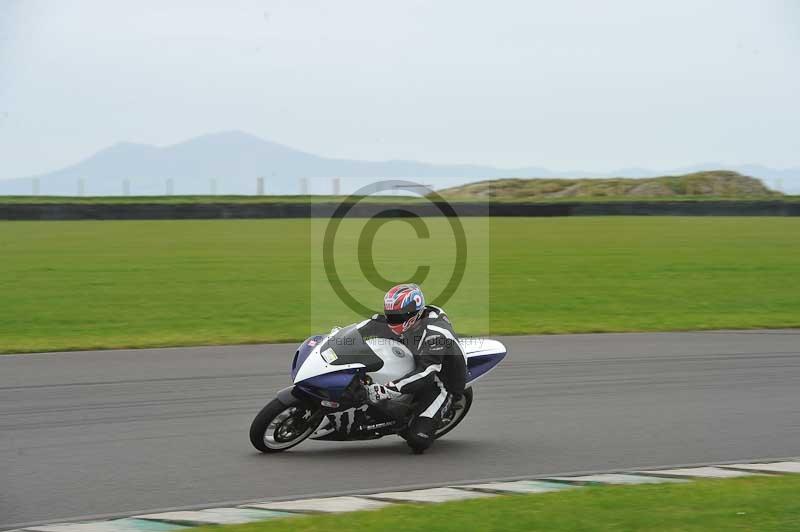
[275, 386, 326, 432]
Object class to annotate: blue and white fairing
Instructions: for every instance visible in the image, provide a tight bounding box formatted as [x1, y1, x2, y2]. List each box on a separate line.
[461, 338, 507, 385]
[290, 326, 506, 399]
[290, 325, 416, 401]
[290, 334, 353, 401]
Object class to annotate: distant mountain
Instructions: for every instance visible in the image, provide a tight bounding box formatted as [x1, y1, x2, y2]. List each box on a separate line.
[1, 131, 798, 195]
[0, 131, 553, 196]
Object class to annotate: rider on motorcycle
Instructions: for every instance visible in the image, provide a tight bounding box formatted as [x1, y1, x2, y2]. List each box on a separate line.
[357, 283, 467, 452]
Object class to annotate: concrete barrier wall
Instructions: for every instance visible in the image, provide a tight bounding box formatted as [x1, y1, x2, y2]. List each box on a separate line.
[0, 201, 798, 220]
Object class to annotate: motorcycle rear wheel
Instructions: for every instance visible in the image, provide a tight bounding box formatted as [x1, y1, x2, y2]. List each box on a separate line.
[250, 399, 319, 453]
[434, 387, 473, 439]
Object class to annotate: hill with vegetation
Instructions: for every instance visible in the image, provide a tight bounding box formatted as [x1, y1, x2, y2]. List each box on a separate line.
[436, 171, 781, 201]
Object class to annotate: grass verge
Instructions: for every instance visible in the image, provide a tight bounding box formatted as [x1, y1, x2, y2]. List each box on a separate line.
[192, 476, 800, 532]
[1, 217, 799, 353]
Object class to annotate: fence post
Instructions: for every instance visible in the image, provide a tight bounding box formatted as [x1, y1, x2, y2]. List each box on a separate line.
[166, 178, 174, 196]
[77, 179, 85, 196]
[32, 178, 40, 196]
[332, 177, 340, 196]
[257, 177, 265, 196]
[123, 180, 130, 196]
[299, 177, 308, 195]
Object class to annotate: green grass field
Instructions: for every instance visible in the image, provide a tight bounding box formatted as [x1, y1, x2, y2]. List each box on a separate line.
[1, 217, 799, 353]
[192, 476, 800, 532]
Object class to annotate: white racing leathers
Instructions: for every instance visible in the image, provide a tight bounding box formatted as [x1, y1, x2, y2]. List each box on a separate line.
[358, 305, 467, 449]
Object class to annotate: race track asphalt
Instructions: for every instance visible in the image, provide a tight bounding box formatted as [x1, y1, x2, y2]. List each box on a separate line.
[2, 330, 799, 529]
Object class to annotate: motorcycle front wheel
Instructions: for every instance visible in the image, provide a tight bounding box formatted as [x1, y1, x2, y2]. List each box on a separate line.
[249, 399, 320, 453]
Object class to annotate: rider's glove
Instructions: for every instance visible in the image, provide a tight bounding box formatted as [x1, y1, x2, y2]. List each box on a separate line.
[367, 382, 401, 403]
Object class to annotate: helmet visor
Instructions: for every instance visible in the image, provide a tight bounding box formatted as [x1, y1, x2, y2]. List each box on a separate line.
[385, 311, 416, 325]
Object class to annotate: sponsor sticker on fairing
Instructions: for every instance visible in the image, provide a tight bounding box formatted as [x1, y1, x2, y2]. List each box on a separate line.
[321, 348, 338, 363]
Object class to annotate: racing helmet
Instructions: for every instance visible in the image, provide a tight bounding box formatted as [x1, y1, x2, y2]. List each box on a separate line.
[383, 283, 425, 335]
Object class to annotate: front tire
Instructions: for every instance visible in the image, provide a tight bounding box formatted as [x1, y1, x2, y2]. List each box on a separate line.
[249, 399, 319, 453]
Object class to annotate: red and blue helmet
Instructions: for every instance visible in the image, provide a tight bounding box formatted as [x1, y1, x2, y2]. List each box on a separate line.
[383, 283, 425, 335]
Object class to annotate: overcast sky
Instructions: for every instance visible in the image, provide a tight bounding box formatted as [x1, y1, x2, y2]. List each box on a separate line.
[1, 0, 798, 180]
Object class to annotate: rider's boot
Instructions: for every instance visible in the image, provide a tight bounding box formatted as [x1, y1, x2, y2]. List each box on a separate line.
[405, 416, 435, 454]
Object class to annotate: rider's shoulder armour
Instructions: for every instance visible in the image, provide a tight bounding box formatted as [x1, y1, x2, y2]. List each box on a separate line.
[423, 305, 452, 328]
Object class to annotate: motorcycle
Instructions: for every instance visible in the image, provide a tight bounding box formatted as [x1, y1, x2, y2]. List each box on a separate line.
[249, 323, 507, 453]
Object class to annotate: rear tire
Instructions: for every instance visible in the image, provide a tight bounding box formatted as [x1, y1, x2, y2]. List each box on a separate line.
[434, 387, 473, 439]
[400, 387, 474, 453]
[249, 399, 319, 453]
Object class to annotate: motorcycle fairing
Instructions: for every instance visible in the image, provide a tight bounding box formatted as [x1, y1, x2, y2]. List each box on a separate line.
[292, 328, 369, 383]
[310, 404, 392, 441]
[293, 327, 505, 391]
[460, 338, 507, 386]
[291, 335, 325, 381]
[364, 337, 415, 384]
[292, 325, 416, 385]
[295, 370, 358, 401]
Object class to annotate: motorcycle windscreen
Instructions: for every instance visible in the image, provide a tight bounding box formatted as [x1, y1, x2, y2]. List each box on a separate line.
[318, 324, 385, 373]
